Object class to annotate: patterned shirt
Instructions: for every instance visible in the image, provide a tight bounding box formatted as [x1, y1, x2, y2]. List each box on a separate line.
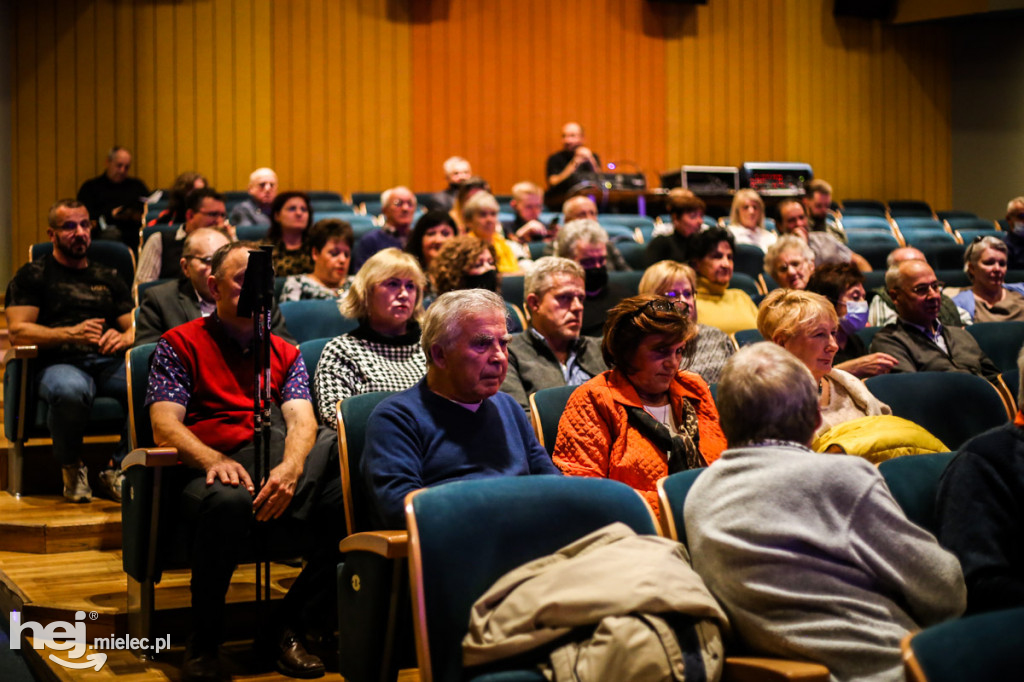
[279, 274, 352, 303]
[313, 323, 427, 427]
[272, 242, 314, 277]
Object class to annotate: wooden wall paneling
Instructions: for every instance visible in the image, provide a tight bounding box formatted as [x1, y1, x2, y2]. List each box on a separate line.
[133, 1, 157, 195]
[340, 2, 360, 193]
[251, 0, 274, 185]
[213, 0, 238, 187]
[323, 0, 343, 193]
[152, 1, 177, 189]
[194, 0, 216, 187]
[231, 0, 253, 190]
[390, 1, 414, 191]
[94, 1, 116, 161]
[176, 1, 198, 190]
[54, 3, 78, 211]
[306, 0, 327, 192]
[35, 1, 58, 248]
[73, 0, 98, 196]
[113, 1, 136, 154]
[14, 2, 39, 259]
[288, 0, 311, 190]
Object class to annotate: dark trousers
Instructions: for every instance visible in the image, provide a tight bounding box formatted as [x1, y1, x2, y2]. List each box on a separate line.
[180, 425, 343, 649]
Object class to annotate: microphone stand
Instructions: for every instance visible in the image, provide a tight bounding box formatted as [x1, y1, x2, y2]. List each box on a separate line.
[237, 246, 275, 619]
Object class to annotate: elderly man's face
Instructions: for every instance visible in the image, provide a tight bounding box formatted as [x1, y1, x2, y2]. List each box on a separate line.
[779, 203, 809, 240]
[49, 206, 92, 261]
[182, 231, 230, 301]
[529, 273, 585, 346]
[512, 193, 543, 222]
[209, 248, 249, 322]
[384, 188, 417, 231]
[562, 123, 584, 150]
[892, 261, 943, 328]
[249, 172, 278, 206]
[447, 161, 471, 185]
[435, 309, 510, 403]
[564, 197, 597, 222]
[106, 150, 132, 183]
[773, 248, 814, 290]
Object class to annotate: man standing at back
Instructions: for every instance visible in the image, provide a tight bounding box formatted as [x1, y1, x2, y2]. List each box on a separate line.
[544, 122, 601, 210]
[77, 146, 150, 249]
[686, 342, 965, 681]
[5, 199, 134, 502]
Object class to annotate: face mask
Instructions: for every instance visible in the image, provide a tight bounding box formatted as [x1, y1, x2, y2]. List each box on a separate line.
[1013, 221, 1024, 236]
[584, 266, 608, 293]
[840, 300, 869, 334]
[463, 269, 498, 292]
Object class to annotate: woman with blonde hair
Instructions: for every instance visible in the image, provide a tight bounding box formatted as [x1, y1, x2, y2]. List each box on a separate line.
[757, 289, 890, 438]
[727, 188, 776, 251]
[639, 260, 735, 384]
[952, 235, 1024, 322]
[313, 248, 427, 427]
[463, 191, 522, 274]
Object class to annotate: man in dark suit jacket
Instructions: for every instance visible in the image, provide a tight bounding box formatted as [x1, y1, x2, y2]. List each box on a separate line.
[135, 228, 294, 346]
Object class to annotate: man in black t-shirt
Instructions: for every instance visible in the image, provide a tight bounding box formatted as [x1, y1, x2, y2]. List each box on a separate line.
[5, 199, 135, 503]
[544, 122, 602, 210]
[77, 146, 150, 251]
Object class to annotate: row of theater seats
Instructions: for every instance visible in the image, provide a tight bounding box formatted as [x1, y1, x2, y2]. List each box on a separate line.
[121, 333, 1018, 681]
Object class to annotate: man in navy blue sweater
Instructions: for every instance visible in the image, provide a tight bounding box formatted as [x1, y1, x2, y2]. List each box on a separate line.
[362, 289, 561, 529]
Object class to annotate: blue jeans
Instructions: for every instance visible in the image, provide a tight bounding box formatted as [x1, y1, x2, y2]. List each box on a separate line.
[36, 355, 129, 467]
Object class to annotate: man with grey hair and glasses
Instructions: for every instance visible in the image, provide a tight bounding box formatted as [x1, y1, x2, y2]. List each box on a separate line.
[362, 289, 560, 529]
[685, 342, 965, 681]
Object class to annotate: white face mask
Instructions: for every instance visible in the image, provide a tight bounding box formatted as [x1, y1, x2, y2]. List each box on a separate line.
[1013, 221, 1024, 236]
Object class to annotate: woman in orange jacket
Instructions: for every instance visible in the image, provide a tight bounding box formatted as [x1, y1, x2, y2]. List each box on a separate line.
[553, 294, 727, 515]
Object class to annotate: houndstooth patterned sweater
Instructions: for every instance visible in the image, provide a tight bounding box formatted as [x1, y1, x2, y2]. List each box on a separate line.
[313, 322, 427, 428]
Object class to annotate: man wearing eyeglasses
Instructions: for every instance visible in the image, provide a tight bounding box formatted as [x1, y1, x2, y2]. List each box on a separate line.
[135, 187, 232, 286]
[352, 186, 417, 270]
[501, 257, 607, 411]
[135, 228, 294, 347]
[870, 259, 1000, 379]
[5, 199, 135, 503]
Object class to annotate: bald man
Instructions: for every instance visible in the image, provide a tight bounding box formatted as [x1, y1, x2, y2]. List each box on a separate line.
[230, 167, 279, 227]
[868, 247, 968, 327]
[544, 122, 602, 210]
[870, 260, 999, 379]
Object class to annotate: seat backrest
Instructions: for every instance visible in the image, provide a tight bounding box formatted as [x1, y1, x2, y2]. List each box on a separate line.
[965, 321, 1024, 374]
[127, 343, 159, 449]
[236, 224, 269, 241]
[616, 240, 647, 270]
[729, 272, 761, 297]
[406, 476, 657, 682]
[500, 275, 525, 309]
[529, 384, 577, 456]
[733, 243, 767, 279]
[913, 240, 965, 271]
[840, 216, 892, 232]
[337, 391, 396, 534]
[279, 299, 359, 344]
[1001, 370, 1019, 410]
[877, 452, 955, 534]
[298, 337, 332, 394]
[888, 200, 934, 218]
[934, 269, 971, 289]
[733, 328, 764, 347]
[853, 325, 882, 349]
[840, 200, 888, 217]
[864, 372, 1008, 450]
[904, 607, 1024, 682]
[31, 240, 136, 291]
[846, 232, 901, 270]
[657, 468, 706, 545]
[607, 270, 643, 297]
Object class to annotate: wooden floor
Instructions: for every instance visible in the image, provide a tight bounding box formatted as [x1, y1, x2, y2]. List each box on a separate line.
[0, 491, 419, 682]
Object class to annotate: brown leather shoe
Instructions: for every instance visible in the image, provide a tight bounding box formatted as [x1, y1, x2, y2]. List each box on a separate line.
[275, 629, 325, 679]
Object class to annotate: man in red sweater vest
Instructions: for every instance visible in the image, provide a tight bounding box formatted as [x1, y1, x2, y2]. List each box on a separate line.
[146, 242, 339, 681]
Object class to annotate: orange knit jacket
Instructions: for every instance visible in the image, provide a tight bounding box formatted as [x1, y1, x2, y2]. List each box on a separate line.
[552, 369, 726, 516]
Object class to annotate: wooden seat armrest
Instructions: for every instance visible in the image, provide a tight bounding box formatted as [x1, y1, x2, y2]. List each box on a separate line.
[121, 448, 180, 469]
[3, 345, 39, 363]
[723, 656, 830, 682]
[338, 530, 408, 559]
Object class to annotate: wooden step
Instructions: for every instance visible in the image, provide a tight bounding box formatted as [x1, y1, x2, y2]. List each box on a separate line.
[0, 492, 122, 553]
